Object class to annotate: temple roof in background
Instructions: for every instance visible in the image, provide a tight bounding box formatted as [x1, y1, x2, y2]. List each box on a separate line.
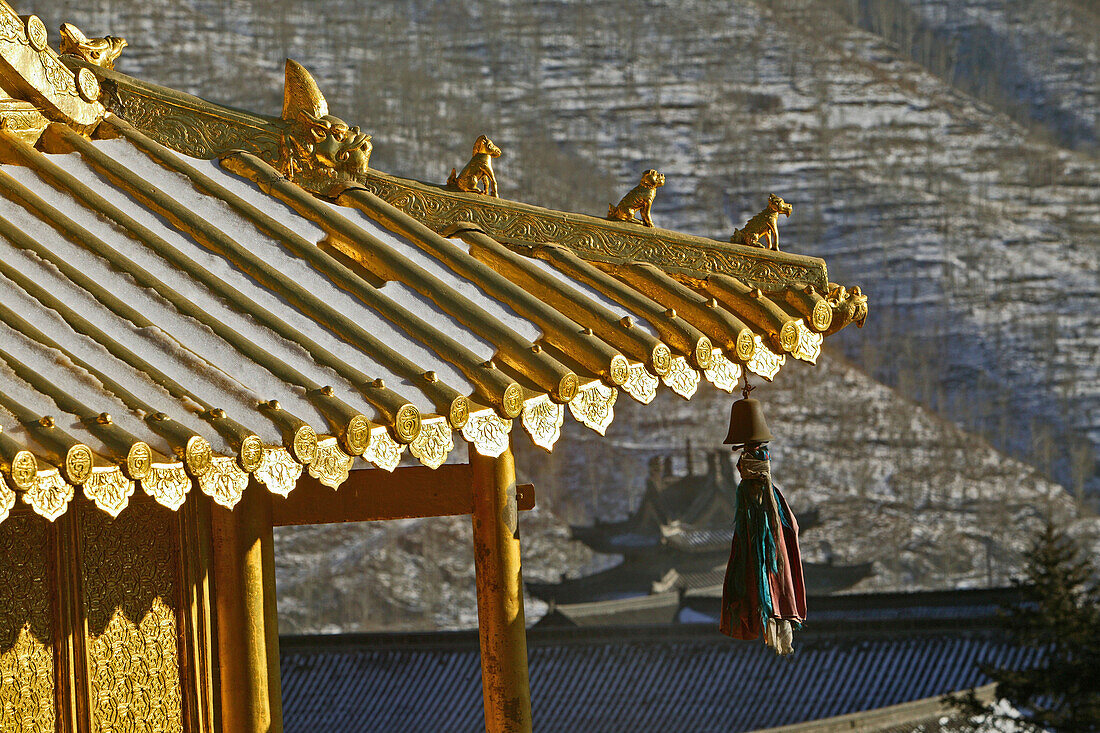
[0, 6, 867, 524]
[280, 589, 1031, 733]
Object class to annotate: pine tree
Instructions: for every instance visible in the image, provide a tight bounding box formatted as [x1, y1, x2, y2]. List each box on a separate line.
[947, 521, 1100, 732]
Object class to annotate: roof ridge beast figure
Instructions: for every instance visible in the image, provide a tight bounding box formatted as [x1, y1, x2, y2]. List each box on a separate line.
[731, 193, 792, 251]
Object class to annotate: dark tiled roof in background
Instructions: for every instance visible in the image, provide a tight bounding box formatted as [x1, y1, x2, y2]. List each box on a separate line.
[280, 621, 1040, 733]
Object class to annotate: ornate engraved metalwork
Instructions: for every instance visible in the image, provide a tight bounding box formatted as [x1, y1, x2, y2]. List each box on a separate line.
[99, 74, 283, 162]
[521, 395, 564, 452]
[0, 474, 13, 524]
[277, 59, 372, 192]
[197, 456, 247, 509]
[810, 297, 833, 332]
[568, 382, 617, 435]
[359, 173, 826, 289]
[503, 382, 526, 419]
[621, 362, 659, 404]
[126, 441, 152, 480]
[80, 503, 182, 732]
[238, 435, 264, 473]
[409, 417, 453, 470]
[609, 355, 631, 385]
[83, 466, 134, 518]
[292, 424, 318, 464]
[0, 7, 103, 127]
[23, 469, 72, 521]
[9, 449, 37, 489]
[254, 447, 302, 497]
[0, 514, 55, 731]
[791, 320, 823, 364]
[364, 426, 404, 472]
[58, 22, 126, 69]
[308, 436, 353, 489]
[608, 169, 665, 227]
[662, 356, 700, 399]
[393, 404, 422, 445]
[447, 135, 501, 196]
[823, 283, 869, 337]
[703, 349, 742, 393]
[746, 335, 785, 380]
[343, 414, 372, 457]
[462, 410, 512, 458]
[64, 442, 93, 485]
[731, 193, 792, 251]
[142, 463, 190, 511]
[184, 435, 212, 477]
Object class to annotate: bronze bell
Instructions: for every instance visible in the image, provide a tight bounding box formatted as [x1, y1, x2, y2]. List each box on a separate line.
[723, 397, 773, 446]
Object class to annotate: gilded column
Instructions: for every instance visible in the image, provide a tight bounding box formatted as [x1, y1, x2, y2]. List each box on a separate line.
[470, 443, 533, 733]
[210, 485, 283, 733]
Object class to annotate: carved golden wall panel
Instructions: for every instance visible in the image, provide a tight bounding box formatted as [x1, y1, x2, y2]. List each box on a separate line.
[0, 513, 56, 732]
[80, 502, 183, 733]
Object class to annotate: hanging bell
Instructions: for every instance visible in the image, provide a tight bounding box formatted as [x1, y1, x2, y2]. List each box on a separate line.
[723, 397, 773, 446]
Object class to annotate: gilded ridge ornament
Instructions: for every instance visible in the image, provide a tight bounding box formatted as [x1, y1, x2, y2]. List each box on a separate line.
[308, 437, 353, 489]
[83, 466, 134, 518]
[662, 356, 700, 399]
[462, 410, 512, 458]
[447, 135, 502, 197]
[141, 463, 190, 510]
[823, 283, 869, 337]
[254, 447, 302, 497]
[791, 321, 823, 364]
[521, 395, 564, 452]
[621, 362, 659, 404]
[278, 60, 372, 191]
[731, 194, 792, 251]
[704, 349, 742, 393]
[364, 426, 404, 472]
[22, 469, 72, 521]
[568, 382, 617, 435]
[746, 335, 785, 380]
[0, 473, 14, 524]
[197, 456, 247, 509]
[0, 6, 103, 127]
[409, 418, 454, 470]
[58, 23, 126, 69]
[608, 169, 665, 227]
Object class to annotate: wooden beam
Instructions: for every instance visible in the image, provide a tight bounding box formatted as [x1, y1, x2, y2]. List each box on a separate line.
[271, 464, 475, 526]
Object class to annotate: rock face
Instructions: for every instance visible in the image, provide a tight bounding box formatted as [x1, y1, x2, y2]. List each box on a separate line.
[39, 0, 1099, 630]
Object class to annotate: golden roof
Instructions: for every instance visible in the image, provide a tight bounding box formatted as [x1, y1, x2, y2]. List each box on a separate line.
[0, 9, 867, 524]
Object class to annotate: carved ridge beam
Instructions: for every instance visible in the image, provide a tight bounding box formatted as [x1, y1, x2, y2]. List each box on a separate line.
[69, 61, 830, 291]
